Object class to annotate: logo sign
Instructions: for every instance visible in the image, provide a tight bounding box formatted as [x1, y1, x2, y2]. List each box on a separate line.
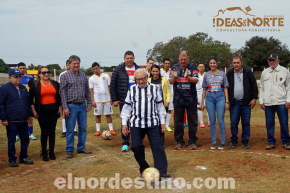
[213, 6, 284, 32]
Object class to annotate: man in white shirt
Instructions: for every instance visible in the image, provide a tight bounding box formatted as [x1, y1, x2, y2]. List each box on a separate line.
[160, 58, 174, 131]
[259, 54, 290, 150]
[145, 58, 154, 77]
[196, 63, 210, 128]
[89, 62, 116, 136]
[121, 68, 170, 179]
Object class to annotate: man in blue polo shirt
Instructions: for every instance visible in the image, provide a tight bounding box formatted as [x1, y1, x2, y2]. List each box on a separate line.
[18, 62, 36, 140]
[169, 51, 199, 150]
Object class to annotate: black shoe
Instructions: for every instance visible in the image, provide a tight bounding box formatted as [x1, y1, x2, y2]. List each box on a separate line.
[40, 150, 49, 161]
[19, 158, 33, 164]
[9, 161, 19, 167]
[74, 131, 78, 136]
[49, 149, 56, 160]
[243, 142, 251, 149]
[60, 132, 66, 138]
[229, 143, 237, 149]
[160, 174, 171, 181]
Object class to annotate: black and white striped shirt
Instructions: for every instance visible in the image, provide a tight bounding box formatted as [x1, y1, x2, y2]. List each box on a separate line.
[121, 83, 166, 128]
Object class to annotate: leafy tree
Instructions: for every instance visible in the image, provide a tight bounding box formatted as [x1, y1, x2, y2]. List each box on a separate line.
[147, 32, 234, 69]
[240, 36, 290, 70]
[0, 59, 10, 73]
[47, 64, 61, 70]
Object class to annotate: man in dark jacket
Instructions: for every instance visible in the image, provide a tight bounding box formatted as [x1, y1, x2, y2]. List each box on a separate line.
[0, 69, 34, 167]
[226, 56, 258, 149]
[110, 51, 140, 152]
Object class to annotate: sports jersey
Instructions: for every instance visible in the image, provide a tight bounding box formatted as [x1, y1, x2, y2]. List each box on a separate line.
[202, 71, 229, 92]
[89, 73, 111, 103]
[170, 63, 199, 106]
[20, 74, 35, 91]
[160, 68, 173, 96]
[125, 65, 135, 88]
[196, 73, 205, 93]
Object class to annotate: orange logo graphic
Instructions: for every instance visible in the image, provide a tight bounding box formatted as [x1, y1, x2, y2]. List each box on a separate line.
[213, 5, 284, 32]
[214, 6, 255, 17]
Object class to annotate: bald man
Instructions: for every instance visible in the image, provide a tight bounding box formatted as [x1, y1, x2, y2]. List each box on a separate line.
[169, 51, 199, 150]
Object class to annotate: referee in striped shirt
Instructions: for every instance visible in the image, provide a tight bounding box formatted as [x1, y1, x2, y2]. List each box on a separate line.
[121, 68, 170, 178]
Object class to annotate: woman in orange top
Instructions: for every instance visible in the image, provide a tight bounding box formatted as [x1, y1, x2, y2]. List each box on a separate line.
[29, 66, 62, 161]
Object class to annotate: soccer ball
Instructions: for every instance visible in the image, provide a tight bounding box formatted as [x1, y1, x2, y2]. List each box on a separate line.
[102, 130, 112, 140]
[142, 167, 160, 183]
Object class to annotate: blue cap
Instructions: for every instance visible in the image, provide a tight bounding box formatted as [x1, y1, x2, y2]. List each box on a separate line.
[9, 69, 23, 76]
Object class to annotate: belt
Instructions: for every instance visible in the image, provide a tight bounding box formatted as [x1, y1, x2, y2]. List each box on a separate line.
[67, 102, 84, 105]
[234, 99, 243, 102]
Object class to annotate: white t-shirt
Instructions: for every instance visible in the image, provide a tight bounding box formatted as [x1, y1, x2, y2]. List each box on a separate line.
[89, 73, 111, 103]
[196, 73, 205, 92]
[59, 70, 68, 83]
[160, 68, 173, 96]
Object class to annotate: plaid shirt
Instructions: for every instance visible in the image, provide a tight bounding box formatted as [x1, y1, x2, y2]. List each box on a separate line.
[60, 69, 92, 110]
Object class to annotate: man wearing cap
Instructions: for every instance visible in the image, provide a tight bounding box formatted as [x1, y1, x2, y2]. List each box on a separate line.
[0, 69, 34, 167]
[259, 54, 290, 150]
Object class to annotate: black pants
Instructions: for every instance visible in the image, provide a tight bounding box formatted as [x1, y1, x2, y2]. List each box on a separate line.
[174, 104, 198, 145]
[38, 103, 58, 152]
[131, 126, 168, 175]
[119, 102, 130, 146]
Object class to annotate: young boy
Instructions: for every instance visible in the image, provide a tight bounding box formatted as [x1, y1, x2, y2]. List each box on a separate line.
[89, 62, 116, 136]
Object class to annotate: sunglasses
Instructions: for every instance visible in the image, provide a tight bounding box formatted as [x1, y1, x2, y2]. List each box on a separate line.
[41, 71, 50, 75]
[12, 75, 22, 78]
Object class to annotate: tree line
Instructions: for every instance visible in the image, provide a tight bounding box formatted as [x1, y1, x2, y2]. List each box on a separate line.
[147, 32, 290, 71]
[1, 33, 289, 74]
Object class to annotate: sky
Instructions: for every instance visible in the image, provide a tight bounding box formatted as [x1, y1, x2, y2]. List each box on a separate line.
[0, 0, 289, 69]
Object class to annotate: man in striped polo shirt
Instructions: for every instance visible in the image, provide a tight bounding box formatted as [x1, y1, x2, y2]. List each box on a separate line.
[121, 68, 170, 179]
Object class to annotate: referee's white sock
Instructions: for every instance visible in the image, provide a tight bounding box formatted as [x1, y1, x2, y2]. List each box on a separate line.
[165, 113, 171, 128]
[96, 123, 101, 132]
[62, 118, 66, 132]
[108, 123, 113, 131]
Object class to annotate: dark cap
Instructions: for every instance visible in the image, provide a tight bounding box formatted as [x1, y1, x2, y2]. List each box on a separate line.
[9, 69, 23, 76]
[268, 54, 279, 60]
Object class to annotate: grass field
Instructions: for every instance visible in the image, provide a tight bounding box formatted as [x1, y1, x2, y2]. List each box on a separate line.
[0, 105, 290, 192]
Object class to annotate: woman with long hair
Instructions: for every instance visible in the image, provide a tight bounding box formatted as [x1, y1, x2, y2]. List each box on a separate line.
[201, 57, 229, 150]
[28, 66, 62, 161]
[148, 64, 171, 146]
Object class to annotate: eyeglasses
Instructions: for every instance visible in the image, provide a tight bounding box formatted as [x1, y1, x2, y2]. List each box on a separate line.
[41, 71, 50, 75]
[11, 75, 22, 78]
[136, 77, 147, 82]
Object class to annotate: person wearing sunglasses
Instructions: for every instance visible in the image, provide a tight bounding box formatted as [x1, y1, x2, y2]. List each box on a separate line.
[0, 69, 34, 167]
[28, 66, 62, 161]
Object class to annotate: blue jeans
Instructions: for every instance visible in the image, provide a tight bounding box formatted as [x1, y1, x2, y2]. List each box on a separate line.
[131, 126, 167, 175]
[65, 103, 87, 152]
[205, 91, 226, 144]
[265, 105, 290, 145]
[6, 122, 30, 162]
[230, 100, 251, 144]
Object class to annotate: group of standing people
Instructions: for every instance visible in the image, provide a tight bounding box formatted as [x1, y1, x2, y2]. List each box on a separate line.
[1, 51, 289, 181]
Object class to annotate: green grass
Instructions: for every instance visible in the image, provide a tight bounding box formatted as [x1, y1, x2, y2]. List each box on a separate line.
[0, 105, 290, 192]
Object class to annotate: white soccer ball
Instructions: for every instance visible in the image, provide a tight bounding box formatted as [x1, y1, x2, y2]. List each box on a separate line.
[142, 167, 160, 183]
[102, 130, 112, 140]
